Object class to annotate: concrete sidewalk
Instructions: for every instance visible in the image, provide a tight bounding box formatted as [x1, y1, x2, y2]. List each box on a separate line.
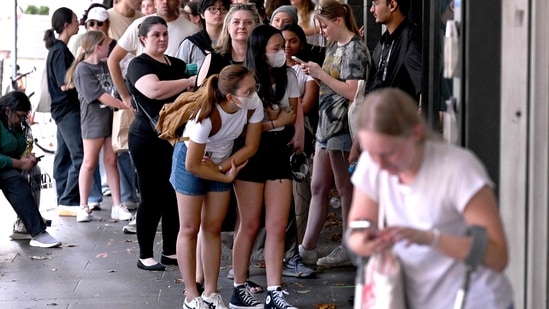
[0, 185, 356, 308]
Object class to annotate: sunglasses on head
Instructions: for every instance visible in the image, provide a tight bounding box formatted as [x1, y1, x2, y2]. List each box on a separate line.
[86, 20, 105, 28]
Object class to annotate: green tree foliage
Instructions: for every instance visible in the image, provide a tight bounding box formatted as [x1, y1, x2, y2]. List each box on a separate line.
[24, 5, 49, 15]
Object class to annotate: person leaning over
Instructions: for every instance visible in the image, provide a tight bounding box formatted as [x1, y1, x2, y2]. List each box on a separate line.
[171, 64, 263, 309]
[0, 91, 62, 248]
[347, 88, 514, 308]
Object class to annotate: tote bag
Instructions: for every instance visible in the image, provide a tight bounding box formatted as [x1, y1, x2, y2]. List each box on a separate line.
[112, 109, 134, 152]
[361, 203, 407, 309]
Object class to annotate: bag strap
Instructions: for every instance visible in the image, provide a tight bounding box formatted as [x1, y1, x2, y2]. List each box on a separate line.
[131, 95, 157, 126]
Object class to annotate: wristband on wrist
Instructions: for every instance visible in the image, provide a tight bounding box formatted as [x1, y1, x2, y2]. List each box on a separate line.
[271, 120, 275, 129]
[431, 228, 440, 249]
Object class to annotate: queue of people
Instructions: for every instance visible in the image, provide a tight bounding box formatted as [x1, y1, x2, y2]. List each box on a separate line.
[1, 0, 513, 308]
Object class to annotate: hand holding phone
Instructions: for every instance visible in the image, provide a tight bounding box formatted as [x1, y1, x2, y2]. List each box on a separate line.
[291, 56, 305, 64]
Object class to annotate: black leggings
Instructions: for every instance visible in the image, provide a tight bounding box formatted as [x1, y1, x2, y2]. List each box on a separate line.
[129, 128, 179, 259]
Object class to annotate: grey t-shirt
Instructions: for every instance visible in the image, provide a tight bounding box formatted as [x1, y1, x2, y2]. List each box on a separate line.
[74, 61, 114, 139]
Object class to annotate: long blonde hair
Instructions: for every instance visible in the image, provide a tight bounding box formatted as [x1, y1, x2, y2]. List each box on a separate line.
[215, 3, 261, 56]
[65, 30, 106, 89]
[294, 0, 315, 29]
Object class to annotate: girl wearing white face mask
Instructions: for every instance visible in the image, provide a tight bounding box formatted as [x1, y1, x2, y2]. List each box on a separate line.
[170, 64, 263, 309]
[229, 24, 300, 309]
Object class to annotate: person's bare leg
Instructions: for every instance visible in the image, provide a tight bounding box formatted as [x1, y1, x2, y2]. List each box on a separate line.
[264, 179, 292, 286]
[301, 147, 334, 250]
[200, 191, 230, 296]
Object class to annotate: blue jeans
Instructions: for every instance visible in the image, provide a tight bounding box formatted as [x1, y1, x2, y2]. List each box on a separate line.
[0, 168, 47, 236]
[53, 111, 83, 206]
[117, 151, 138, 203]
[170, 142, 232, 195]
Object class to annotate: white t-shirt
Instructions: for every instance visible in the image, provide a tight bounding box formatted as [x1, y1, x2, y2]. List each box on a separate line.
[292, 64, 315, 97]
[183, 103, 264, 163]
[351, 141, 514, 309]
[266, 68, 300, 132]
[118, 14, 199, 57]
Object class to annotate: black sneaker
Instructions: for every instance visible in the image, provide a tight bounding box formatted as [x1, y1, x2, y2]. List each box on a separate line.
[264, 288, 298, 309]
[229, 284, 262, 309]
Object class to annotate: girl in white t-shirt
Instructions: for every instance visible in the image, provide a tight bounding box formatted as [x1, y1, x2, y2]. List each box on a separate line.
[230, 25, 299, 309]
[347, 88, 514, 309]
[169, 64, 263, 309]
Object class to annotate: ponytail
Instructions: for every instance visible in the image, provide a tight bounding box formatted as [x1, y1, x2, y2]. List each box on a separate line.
[342, 3, 361, 36]
[43, 29, 57, 49]
[64, 52, 85, 90]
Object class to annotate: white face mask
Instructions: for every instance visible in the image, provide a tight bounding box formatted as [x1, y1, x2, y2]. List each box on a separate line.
[235, 92, 261, 110]
[265, 50, 286, 68]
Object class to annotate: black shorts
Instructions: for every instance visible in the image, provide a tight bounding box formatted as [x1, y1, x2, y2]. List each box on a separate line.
[236, 126, 294, 183]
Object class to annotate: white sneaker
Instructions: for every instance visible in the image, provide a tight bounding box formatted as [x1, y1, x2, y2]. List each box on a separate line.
[89, 201, 102, 211]
[112, 204, 133, 221]
[58, 205, 79, 217]
[298, 245, 318, 265]
[316, 245, 352, 267]
[29, 231, 62, 248]
[76, 206, 92, 222]
[184, 296, 209, 309]
[202, 292, 228, 309]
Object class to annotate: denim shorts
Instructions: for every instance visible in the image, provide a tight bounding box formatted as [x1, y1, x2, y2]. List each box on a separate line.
[170, 142, 232, 195]
[317, 133, 352, 151]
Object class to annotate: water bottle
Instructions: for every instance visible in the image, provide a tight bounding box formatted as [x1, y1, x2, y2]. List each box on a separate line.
[329, 196, 341, 209]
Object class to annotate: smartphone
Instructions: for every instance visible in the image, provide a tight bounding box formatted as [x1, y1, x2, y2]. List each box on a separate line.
[291, 56, 305, 63]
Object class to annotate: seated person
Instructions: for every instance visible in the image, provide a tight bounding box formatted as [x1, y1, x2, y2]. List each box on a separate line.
[0, 91, 61, 248]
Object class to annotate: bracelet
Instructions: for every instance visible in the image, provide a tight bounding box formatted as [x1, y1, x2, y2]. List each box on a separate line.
[431, 228, 440, 249]
[271, 120, 275, 129]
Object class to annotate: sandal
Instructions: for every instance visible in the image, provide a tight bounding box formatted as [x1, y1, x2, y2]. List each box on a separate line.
[246, 280, 265, 294]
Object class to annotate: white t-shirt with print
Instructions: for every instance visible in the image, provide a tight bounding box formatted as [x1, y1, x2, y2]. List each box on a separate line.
[351, 140, 513, 309]
[183, 103, 263, 163]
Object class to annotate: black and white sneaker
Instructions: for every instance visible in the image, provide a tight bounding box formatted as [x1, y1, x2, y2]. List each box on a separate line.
[264, 288, 298, 309]
[229, 284, 262, 309]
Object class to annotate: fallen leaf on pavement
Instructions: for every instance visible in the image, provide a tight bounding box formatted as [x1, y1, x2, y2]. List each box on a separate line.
[296, 290, 310, 294]
[174, 278, 184, 283]
[314, 304, 336, 309]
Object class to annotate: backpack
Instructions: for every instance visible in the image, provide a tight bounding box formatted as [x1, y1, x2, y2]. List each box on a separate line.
[155, 92, 221, 146]
[155, 92, 255, 146]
